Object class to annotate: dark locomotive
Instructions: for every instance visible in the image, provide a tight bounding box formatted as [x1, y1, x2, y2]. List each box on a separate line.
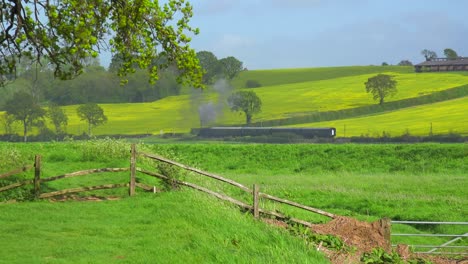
[196, 127, 336, 138]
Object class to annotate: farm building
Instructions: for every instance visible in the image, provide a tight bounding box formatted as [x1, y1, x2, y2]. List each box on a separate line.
[414, 57, 468, 72]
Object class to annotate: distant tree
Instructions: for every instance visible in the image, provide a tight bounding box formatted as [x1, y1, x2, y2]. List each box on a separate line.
[48, 103, 68, 135]
[365, 74, 397, 105]
[398, 60, 413, 66]
[421, 49, 437, 61]
[227, 91, 262, 125]
[196, 51, 220, 84]
[77, 103, 107, 136]
[4, 91, 46, 142]
[443, 48, 458, 60]
[381, 62, 389, 66]
[0, 0, 203, 88]
[245, 80, 262, 88]
[219, 56, 243, 80]
[1, 113, 16, 135]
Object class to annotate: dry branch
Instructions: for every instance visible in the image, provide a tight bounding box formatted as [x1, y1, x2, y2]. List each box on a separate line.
[260, 192, 336, 219]
[0, 165, 33, 179]
[0, 179, 34, 192]
[139, 153, 252, 193]
[39, 183, 129, 198]
[41, 168, 129, 183]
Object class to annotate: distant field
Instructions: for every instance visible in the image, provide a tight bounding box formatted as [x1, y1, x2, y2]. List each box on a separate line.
[231, 65, 414, 88]
[253, 72, 468, 119]
[46, 72, 468, 135]
[1, 66, 467, 136]
[288, 97, 468, 136]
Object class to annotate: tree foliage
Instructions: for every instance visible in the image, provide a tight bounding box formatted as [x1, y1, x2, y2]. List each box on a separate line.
[219, 56, 243, 80]
[227, 91, 262, 125]
[365, 74, 397, 105]
[421, 49, 437, 61]
[196, 51, 220, 84]
[48, 103, 68, 135]
[443, 48, 458, 60]
[4, 91, 45, 141]
[76, 103, 107, 136]
[1, 113, 17, 135]
[0, 0, 203, 88]
[397, 60, 412, 66]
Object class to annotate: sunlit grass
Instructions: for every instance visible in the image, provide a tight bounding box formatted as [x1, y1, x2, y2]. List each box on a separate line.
[288, 97, 468, 136]
[0, 192, 328, 264]
[1, 67, 467, 136]
[231, 65, 414, 88]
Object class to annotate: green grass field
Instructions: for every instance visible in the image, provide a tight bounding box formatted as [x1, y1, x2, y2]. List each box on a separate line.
[1, 66, 467, 137]
[288, 97, 468, 136]
[1, 141, 466, 262]
[230, 65, 414, 88]
[0, 192, 328, 264]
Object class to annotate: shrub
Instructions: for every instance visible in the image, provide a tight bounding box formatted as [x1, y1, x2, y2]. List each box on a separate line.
[245, 79, 262, 88]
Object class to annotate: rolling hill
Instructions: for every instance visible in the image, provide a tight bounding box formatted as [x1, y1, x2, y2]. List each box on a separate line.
[287, 97, 468, 137]
[1, 66, 467, 137]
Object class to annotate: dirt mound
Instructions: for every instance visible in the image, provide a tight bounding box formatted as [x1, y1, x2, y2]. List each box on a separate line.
[311, 216, 391, 253]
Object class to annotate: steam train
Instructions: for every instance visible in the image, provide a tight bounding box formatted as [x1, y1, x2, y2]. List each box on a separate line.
[195, 127, 336, 138]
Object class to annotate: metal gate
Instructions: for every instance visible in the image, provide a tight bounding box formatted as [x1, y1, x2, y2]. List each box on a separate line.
[391, 221, 467, 255]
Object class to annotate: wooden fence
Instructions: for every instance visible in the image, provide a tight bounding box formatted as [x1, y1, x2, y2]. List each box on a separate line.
[2, 144, 465, 256]
[1, 144, 336, 228]
[1, 155, 131, 198]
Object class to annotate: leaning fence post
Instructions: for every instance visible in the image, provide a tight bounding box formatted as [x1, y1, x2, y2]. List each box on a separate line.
[253, 184, 259, 218]
[129, 144, 136, 196]
[34, 155, 41, 198]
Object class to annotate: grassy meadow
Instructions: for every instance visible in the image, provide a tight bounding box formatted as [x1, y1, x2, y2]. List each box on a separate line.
[288, 97, 468, 137]
[0, 192, 328, 264]
[1, 65, 467, 137]
[1, 140, 466, 260]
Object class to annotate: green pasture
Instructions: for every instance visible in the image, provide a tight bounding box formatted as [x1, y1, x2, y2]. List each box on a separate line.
[289, 97, 468, 136]
[1, 141, 467, 260]
[1, 67, 467, 137]
[0, 192, 328, 264]
[61, 71, 468, 135]
[230, 65, 414, 88]
[251, 72, 468, 120]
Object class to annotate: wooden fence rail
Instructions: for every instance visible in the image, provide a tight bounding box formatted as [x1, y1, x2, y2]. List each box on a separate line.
[1, 145, 335, 228]
[140, 152, 252, 193]
[138, 148, 336, 221]
[39, 183, 129, 199]
[0, 165, 33, 179]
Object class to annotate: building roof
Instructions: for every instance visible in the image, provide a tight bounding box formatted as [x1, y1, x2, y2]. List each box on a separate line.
[415, 57, 468, 67]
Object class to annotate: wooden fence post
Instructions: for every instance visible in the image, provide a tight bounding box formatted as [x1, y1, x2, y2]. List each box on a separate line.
[34, 155, 41, 198]
[379, 218, 391, 251]
[253, 184, 259, 218]
[129, 144, 136, 196]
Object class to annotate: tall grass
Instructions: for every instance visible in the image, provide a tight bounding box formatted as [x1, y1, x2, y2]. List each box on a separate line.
[0, 192, 328, 264]
[1, 141, 466, 259]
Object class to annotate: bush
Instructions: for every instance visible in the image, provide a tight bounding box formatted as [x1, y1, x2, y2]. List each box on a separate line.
[245, 79, 262, 88]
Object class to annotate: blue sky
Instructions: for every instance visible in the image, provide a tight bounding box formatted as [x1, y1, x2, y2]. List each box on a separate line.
[100, 0, 468, 70]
